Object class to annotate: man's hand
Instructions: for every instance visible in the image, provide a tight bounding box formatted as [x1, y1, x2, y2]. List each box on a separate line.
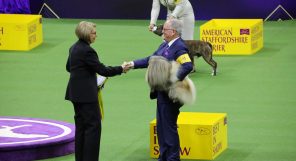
[121, 61, 134, 73]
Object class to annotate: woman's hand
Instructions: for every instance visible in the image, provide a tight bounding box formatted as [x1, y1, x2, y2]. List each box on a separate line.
[149, 24, 156, 31]
[121, 61, 134, 73]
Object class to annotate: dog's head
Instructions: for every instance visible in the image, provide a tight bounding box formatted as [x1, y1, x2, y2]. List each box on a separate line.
[152, 25, 164, 37]
[146, 56, 171, 91]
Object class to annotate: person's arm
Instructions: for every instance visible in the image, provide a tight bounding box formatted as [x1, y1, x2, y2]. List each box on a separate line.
[66, 57, 70, 72]
[129, 42, 167, 69]
[132, 44, 165, 69]
[170, 0, 186, 19]
[175, 50, 193, 81]
[66, 47, 72, 72]
[85, 49, 123, 77]
[133, 56, 151, 69]
[150, 0, 161, 29]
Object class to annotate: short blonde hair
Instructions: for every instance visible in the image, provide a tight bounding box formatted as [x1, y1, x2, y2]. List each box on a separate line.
[75, 21, 96, 43]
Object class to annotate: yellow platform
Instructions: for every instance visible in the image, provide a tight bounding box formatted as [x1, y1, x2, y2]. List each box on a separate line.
[0, 14, 43, 51]
[200, 19, 263, 55]
[150, 112, 228, 160]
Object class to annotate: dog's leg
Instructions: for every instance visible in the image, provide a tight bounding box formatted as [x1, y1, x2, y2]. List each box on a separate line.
[211, 59, 217, 76]
[188, 52, 196, 73]
[202, 50, 217, 76]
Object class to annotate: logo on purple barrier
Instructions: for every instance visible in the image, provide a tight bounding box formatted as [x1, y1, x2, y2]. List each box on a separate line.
[0, 117, 75, 147]
[240, 29, 250, 35]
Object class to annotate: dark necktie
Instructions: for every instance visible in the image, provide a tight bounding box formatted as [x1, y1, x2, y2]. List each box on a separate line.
[163, 44, 169, 56]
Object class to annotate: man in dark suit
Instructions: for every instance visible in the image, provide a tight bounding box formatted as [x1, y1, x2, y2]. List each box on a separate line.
[65, 21, 130, 161]
[128, 19, 193, 161]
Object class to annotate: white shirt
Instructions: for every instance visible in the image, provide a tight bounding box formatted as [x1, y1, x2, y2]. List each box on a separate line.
[167, 37, 180, 47]
[150, 0, 191, 25]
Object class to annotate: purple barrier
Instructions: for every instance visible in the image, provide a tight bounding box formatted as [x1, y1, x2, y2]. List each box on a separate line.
[2, 0, 295, 20]
[0, 0, 31, 14]
[194, 0, 295, 20]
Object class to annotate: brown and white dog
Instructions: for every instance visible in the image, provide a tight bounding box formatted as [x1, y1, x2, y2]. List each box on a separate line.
[146, 56, 196, 105]
[152, 25, 217, 76]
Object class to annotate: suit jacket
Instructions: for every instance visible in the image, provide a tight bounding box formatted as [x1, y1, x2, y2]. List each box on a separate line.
[65, 39, 122, 103]
[134, 38, 192, 80]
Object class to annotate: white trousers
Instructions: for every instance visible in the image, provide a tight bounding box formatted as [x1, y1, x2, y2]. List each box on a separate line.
[167, 6, 195, 40]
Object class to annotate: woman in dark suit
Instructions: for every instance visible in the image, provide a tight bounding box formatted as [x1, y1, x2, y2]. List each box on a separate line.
[65, 21, 129, 161]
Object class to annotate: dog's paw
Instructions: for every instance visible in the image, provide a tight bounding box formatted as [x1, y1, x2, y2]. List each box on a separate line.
[211, 70, 217, 76]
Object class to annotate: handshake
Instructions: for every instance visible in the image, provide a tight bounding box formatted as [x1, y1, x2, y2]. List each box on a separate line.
[121, 61, 134, 73]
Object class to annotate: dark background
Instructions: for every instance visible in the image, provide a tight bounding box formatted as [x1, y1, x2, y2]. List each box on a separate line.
[29, 0, 296, 20]
[0, 0, 295, 20]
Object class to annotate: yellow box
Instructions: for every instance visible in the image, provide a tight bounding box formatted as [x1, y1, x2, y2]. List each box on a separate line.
[200, 19, 263, 55]
[150, 112, 228, 160]
[0, 14, 43, 51]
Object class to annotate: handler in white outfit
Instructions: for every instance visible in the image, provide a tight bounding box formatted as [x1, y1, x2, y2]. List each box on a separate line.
[149, 0, 195, 40]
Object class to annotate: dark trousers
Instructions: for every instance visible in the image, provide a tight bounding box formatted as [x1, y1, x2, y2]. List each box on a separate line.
[72, 102, 101, 161]
[157, 100, 182, 161]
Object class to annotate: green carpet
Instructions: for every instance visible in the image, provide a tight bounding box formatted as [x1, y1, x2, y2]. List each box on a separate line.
[0, 19, 296, 161]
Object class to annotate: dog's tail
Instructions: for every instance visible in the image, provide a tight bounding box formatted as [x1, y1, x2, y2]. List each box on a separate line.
[206, 42, 212, 49]
[168, 77, 196, 105]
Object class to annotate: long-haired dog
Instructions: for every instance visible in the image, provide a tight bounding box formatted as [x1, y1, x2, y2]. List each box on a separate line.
[152, 25, 217, 76]
[146, 56, 196, 105]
